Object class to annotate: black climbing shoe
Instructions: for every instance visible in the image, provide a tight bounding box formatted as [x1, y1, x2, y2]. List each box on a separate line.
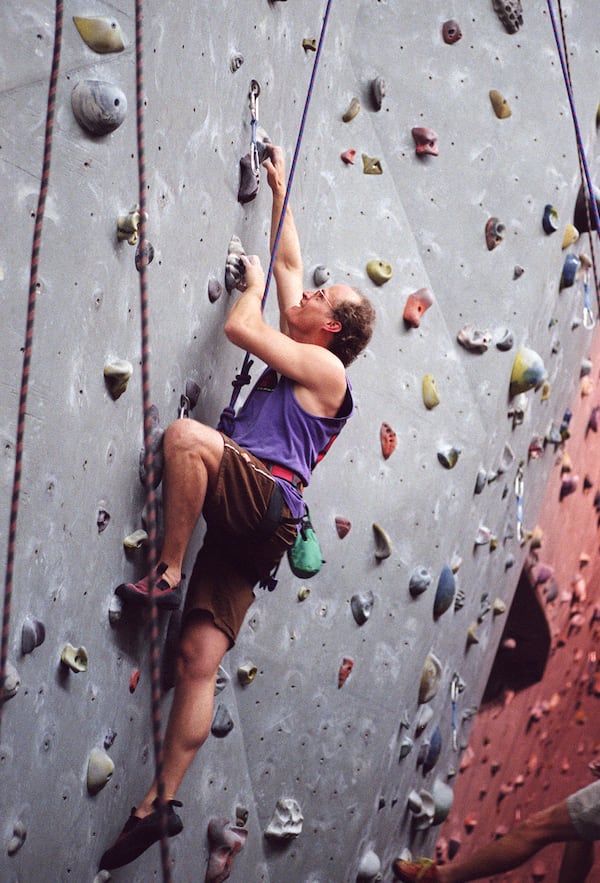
[115, 562, 183, 610]
[99, 798, 183, 870]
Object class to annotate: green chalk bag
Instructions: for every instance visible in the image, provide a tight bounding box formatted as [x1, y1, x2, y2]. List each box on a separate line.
[287, 507, 323, 579]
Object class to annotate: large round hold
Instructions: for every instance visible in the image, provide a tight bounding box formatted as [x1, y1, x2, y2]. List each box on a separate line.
[71, 79, 127, 135]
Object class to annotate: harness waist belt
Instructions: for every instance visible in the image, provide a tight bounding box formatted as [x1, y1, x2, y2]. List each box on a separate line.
[263, 461, 304, 492]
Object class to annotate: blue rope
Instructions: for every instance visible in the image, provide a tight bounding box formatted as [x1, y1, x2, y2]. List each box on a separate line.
[218, 0, 335, 433]
[546, 1, 600, 241]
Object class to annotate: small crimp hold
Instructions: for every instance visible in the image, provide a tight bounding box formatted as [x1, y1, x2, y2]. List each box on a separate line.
[61, 643, 89, 673]
[371, 76, 386, 111]
[489, 90, 512, 119]
[485, 217, 505, 250]
[412, 127, 439, 156]
[302, 38, 317, 52]
[342, 97, 360, 122]
[104, 359, 133, 399]
[117, 205, 142, 244]
[362, 154, 383, 174]
[442, 19, 462, 44]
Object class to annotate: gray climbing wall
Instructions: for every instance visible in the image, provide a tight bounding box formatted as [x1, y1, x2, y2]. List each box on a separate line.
[2, 1, 600, 881]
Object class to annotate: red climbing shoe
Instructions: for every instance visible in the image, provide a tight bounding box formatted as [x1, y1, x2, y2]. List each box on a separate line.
[115, 562, 183, 610]
[99, 798, 183, 870]
[392, 857, 441, 882]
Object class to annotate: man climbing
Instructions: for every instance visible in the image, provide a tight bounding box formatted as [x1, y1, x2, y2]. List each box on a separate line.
[99, 145, 376, 871]
[392, 778, 599, 882]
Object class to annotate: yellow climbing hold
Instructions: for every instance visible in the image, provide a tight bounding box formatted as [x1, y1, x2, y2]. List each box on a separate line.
[73, 16, 125, 53]
[562, 223, 579, 249]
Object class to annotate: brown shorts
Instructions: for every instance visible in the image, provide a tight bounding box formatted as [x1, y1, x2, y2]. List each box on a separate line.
[183, 437, 299, 645]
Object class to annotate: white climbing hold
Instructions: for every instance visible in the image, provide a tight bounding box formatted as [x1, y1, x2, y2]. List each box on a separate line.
[264, 797, 303, 840]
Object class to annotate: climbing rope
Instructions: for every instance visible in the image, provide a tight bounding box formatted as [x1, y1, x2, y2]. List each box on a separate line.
[219, 0, 335, 433]
[547, 0, 600, 316]
[133, 2, 172, 880]
[0, 0, 64, 732]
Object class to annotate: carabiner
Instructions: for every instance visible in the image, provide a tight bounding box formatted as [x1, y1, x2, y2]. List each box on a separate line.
[179, 394, 191, 419]
[248, 80, 261, 174]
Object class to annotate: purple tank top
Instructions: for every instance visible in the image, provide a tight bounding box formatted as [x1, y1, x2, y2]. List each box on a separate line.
[231, 368, 354, 518]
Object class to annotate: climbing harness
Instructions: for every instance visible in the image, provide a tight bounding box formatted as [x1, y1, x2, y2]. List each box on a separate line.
[515, 462, 524, 545]
[219, 0, 335, 433]
[0, 1, 64, 727]
[133, 0, 172, 878]
[547, 0, 600, 317]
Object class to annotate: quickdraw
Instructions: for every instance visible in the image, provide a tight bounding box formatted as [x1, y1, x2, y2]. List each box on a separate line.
[515, 462, 524, 544]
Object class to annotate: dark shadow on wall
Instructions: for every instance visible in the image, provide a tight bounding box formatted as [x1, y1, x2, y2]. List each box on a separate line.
[482, 566, 552, 704]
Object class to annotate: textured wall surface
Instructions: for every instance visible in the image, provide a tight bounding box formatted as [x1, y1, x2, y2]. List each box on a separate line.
[1, 1, 599, 881]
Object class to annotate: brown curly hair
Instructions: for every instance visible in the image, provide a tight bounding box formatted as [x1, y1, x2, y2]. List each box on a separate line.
[328, 289, 376, 366]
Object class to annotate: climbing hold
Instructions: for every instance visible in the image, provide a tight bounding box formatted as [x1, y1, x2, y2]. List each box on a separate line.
[399, 735, 414, 759]
[340, 149, 356, 165]
[117, 205, 141, 244]
[559, 475, 578, 500]
[366, 259, 392, 285]
[123, 528, 148, 550]
[237, 662, 258, 686]
[135, 239, 154, 272]
[573, 183, 600, 233]
[370, 76, 386, 111]
[380, 422, 397, 459]
[562, 224, 579, 249]
[351, 591, 374, 626]
[492, 598, 506, 615]
[103, 359, 133, 400]
[422, 727, 442, 774]
[71, 80, 127, 136]
[457, 325, 492, 353]
[302, 37, 317, 52]
[509, 347, 547, 397]
[214, 666, 230, 696]
[205, 818, 248, 882]
[237, 153, 259, 205]
[418, 653, 442, 704]
[73, 16, 125, 53]
[485, 217, 505, 250]
[264, 798, 303, 840]
[466, 624, 479, 646]
[297, 586, 311, 601]
[313, 265, 331, 286]
[559, 253, 580, 290]
[412, 127, 439, 156]
[97, 508, 110, 533]
[415, 703, 434, 734]
[404, 287, 434, 327]
[422, 374, 440, 410]
[495, 328, 514, 351]
[437, 446, 461, 469]
[0, 661, 20, 703]
[335, 516, 351, 539]
[475, 524, 492, 545]
[87, 747, 115, 794]
[474, 467, 487, 495]
[211, 703, 234, 737]
[357, 848, 381, 880]
[342, 97, 360, 122]
[372, 523, 392, 559]
[338, 656, 354, 688]
[434, 566, 455, 619]
[513, 265, 525, 279]
[492, 0, 523, 33]
[230, 52, 244, 73]
[581, 358, 593, 377]
[129, 669, 140, 693]
[362, 154, 383, 174]
[7, 820, 27, 856]
[225, 235, 246, 292]
[542, 204, 559, 234]
[442, 20, 462, 44]
[21, 616, 45, 655]
[489, 90, 512, 119]
[432, 777, 454, 825]
[61, 644, 88, 673]
[409, 566, 432, 598]
[508, 393, 528, 427]
[108, 595, 123, 626]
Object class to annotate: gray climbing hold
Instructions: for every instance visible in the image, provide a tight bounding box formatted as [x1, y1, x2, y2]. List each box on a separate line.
[21, 616, 45, 654]
[108, 594, 123, 626]
[230, 52, 244, 73]
[372, 523, 392, 560]
[432, 777, 454, 824]
[351, 590, 374, 625]
[495, 328, 514, 351]
[313, 265, 331, 286]
[97, 508, 110, 533]
[60, 644, 88, 673]
[415, 703, 433, 734]
[399, 735, 414, 759]
[492, 0, 523, 34]
[87, 747, 115, 794]
[73, 16, 125, 53]
[211, 704, 234, 737]
[370, 76, 386, 111]
[474, 467, 487, 495]
[264, 797, 303, 840]
[208, 277, 223, 303]
[135, 239, 154, 271]
[357, 848, 382, 880]
[409, 566, 432, 598]
[457, 325, 492, 353]
[225, 235, 246, 292]
[214, 666, 231, 695]
[103, 359, 133, 399]
[7, 819, 27, 856]
[71, 80, 127, 136]
[206, 818, 248, 882]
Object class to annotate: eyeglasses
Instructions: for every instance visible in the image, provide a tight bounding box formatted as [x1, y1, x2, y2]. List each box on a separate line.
[310, 288, 335, 311]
